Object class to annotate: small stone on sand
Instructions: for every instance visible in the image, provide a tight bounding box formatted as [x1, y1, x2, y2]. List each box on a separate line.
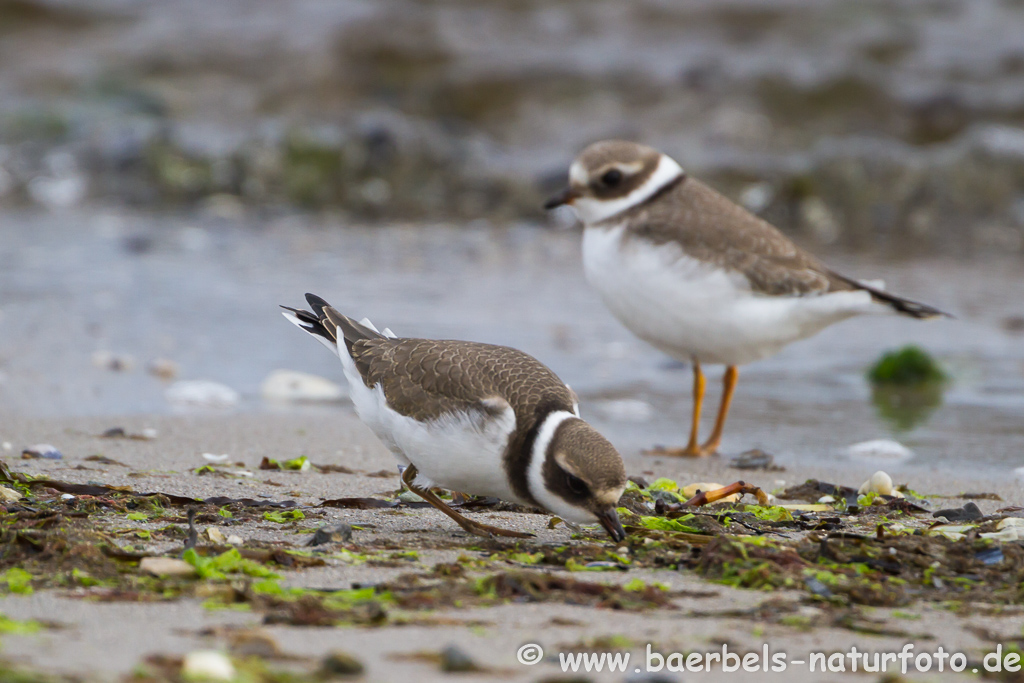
[182, 651, 234, 681]
[140, 557, 197, 578]
[166, 380, 239, 408]
[0, 486, 23, 502]
[846, 439, 913, 462]
[22, 444, 62, 460]
[261, 369, 344, 402]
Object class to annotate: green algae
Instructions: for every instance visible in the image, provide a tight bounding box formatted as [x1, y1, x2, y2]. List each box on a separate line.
[0, 568, 33, 595]
[183, 548, 279, 580]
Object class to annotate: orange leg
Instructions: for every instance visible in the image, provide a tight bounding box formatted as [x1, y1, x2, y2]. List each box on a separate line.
[646, 361, 709, 457]
[700, 365, 738, 455]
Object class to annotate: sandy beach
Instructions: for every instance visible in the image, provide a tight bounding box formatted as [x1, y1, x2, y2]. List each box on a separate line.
[1, 411, 1022, 682]
[4, 1, 1024, 679]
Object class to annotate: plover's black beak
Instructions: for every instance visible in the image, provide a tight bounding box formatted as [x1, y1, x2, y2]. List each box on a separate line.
[596, 507, 626, 542]
[543, 187, 579, 210]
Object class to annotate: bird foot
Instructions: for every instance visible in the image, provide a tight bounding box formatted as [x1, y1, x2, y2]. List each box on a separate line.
[455, 517, 534, 539]
[644, 443, 718, 458]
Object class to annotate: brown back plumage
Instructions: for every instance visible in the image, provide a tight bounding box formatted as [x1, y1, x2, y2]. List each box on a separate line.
[615, 176, 947, 318]
[352, 338, 576, 422]
[283, 293, 576, 423]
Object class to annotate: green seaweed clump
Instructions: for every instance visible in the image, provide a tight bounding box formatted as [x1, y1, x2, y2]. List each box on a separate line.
[868, 346, 947, 431]
[868, 346, 946, 386]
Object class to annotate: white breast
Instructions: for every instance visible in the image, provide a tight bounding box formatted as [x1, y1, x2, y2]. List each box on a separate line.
[581, 224, 880, 366]
[336, 342, 522, 502]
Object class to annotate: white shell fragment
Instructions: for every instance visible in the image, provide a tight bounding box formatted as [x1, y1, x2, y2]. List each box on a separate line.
[204, 527, 226, 544]
[928, 524, 976, 541]
[846, 439, 913, 462]
[182, 650, 235, 682]
[202, 453, 231, 463]
[140, 557, 197, 578]
[857, 471, 905, 498]
[981, 518, 1024, 543]
[398, 490, 426, 504]
[22, 444, 63, 460]
[260, 369, 344, 402]
[0, 486, 23, 502]
[166, 380, 239, 408]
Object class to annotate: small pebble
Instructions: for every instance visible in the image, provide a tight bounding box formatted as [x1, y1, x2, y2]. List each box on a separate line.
[846, 439, 913, 462]
[166, 380, 239, 408]
[228, 629, 280, 658]
[140, 557, 197, 578]
[22, 444, 63, 460]
[398, 490, 426, 504]
[0, 486, 23, 502]
[975, 547, 1005, 565]
[730, 448, 778, 470]
[226, 535, 243, 546]
[932, 502, 982, 522]
[147, 358, 179, 380]
[804, 575, 833, 598]
[261, 369, 344, 402]
[204, 527, 226, 544]
[319, 651, 364, 677]
[182, 651, 235, 682]
[307, 524, 353, 546]
[91, 350, 135, 372]
[60, 494, 75, 501]
[2, 442, 12, 451]
[440, 645, 480, 672]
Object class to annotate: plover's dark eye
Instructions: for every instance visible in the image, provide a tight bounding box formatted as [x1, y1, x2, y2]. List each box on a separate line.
[565, 472, 589, 496]
[601, 169, 623, 187]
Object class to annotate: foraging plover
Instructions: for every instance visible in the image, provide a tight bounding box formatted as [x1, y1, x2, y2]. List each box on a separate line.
[282, 294, 627, 540]
[545, 140, 947, 457]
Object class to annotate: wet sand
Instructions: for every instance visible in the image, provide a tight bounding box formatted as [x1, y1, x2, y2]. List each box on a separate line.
[3, 209, 1024, 479]
[1, 412, 1022, 682]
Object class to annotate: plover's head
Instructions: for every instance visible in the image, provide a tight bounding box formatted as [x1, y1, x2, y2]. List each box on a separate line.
[528, 413, 627, 541]
[544, 140, 684, 224]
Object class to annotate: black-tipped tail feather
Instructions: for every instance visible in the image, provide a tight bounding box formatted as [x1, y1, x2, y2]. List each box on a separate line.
[280, 293, 386, 355]
[835, 275, 951, 320]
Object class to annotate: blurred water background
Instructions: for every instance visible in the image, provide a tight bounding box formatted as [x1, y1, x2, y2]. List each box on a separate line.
[1, 0, 1023, 475]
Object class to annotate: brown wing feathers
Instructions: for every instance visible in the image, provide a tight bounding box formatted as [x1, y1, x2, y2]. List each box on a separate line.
[282, 294, 577, 423]
[624, 178, 949, 318]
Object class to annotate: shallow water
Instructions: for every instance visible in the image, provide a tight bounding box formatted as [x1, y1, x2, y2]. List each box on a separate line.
[1, 208, 1023, 477]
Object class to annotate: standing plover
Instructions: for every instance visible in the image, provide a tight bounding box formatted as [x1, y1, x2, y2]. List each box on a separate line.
[545, 140, 947, 457]
[282, 294, 627, 540]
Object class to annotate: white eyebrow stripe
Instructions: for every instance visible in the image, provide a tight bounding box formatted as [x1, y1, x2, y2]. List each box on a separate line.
[570, 161, 587, 186]
[571, 154, 684, 224]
